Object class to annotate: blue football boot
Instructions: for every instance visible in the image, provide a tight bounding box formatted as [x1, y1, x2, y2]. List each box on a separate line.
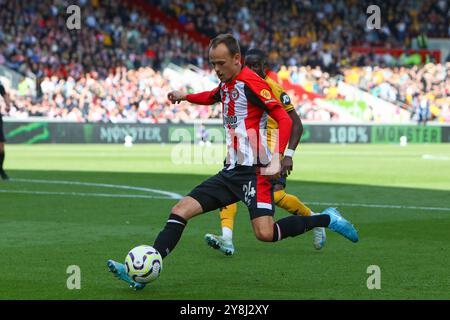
[107, 259, 146, 290]
[322, 207, 359, 243]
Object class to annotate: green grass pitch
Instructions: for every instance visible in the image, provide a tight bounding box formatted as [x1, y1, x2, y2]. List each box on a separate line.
[0, 143, 449, 299]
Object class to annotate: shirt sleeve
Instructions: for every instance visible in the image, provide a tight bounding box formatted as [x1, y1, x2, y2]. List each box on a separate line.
[268, 81, 295, 113]
[278, 91, 295, 113]
[186, 85, 221, 105]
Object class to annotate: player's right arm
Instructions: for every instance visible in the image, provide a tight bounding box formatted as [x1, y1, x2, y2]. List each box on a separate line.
[243, 78, 292, 178]
[167, 86, 221, 105]
[281, 110, 302, 176]
[269, 80, 303, 176]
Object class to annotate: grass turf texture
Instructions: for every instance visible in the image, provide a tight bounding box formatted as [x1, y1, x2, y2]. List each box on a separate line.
[0, 144, 449, 299]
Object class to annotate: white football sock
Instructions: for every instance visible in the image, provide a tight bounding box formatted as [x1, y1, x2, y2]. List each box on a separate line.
[222, 227, 233, 241]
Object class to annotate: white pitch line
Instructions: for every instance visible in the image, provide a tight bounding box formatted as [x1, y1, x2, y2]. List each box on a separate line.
[306, 201, 450, 212]
[422, 154, 450, 161]
[10, 178, 183, 199]
[4, 178, 449, 212]
[0, 189, 170, 200]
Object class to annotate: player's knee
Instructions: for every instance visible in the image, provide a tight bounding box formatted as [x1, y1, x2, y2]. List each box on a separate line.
[171, 202, 190, 219]
[254, 227, 273, 242]
[171, 197, 202, 220]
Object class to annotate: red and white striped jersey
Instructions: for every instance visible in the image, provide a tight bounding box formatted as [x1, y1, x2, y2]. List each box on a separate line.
[186, 66, 292, 170]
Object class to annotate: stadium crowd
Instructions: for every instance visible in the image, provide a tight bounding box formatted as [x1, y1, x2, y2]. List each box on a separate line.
[5, 66, 222, 123]
[0, 0, 449, 123]
[1, 0, 449, 81]
[0, 0, 206, 81]
[4, 62, 448, 123]
[157, 0, 449, 71]
[279, 63, 450, 122]
[342, 63, 450, 121]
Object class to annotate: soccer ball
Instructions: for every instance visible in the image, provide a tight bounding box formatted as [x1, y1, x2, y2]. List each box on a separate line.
[125, 245, 163, 284]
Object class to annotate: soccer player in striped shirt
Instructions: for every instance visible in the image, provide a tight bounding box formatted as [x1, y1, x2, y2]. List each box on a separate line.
[107, 34, 358, 290]
[204, 48, 327, 255]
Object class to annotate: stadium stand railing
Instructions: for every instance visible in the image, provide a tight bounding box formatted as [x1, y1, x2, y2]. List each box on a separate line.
[0, 65, 36, 97]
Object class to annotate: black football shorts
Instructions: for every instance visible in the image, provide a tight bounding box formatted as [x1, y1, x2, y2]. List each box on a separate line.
[188, 165, 275, 220]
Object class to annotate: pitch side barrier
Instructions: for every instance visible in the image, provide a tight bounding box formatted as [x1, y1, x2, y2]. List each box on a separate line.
[2, 120, 449, 144]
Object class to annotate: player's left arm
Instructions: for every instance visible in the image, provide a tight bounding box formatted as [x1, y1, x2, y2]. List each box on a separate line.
[278, 91, 303, 176]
